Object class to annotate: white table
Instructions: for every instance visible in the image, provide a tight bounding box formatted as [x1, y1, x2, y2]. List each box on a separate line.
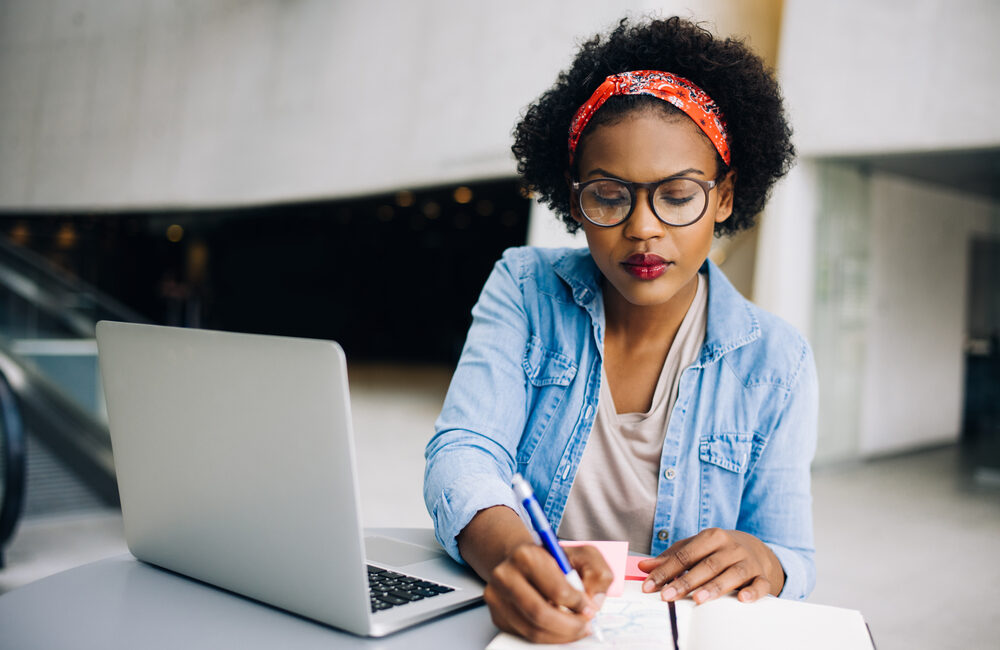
[0, 529, 498, 649]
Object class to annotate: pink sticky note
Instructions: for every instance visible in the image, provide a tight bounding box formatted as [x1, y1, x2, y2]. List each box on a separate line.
[559, 540, 628, 597]
[625, 555, 650, 581]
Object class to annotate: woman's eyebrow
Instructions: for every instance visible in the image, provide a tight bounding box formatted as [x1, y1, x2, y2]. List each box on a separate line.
[584, 166, 706, 180]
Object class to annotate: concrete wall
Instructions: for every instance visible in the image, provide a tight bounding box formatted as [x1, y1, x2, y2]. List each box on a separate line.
[779, 0, 1000, 155]
[859, 174, 1000, 455]
[0, 0, 782, 211]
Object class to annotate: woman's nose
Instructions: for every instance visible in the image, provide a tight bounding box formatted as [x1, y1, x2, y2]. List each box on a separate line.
[622, 189, 666, 240]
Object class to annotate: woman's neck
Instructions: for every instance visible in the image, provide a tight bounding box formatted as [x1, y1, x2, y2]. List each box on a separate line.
[600, 271, 701, 413]
[603, 272, 700, 347]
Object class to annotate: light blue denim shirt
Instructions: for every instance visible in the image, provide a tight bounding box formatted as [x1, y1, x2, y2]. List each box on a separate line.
[424, 246, 817, 600]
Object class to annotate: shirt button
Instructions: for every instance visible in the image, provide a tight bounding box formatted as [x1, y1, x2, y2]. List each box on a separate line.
[657, 529, 669, 541]
[664, 468, 676, 480]
[584, 405, 595, 420]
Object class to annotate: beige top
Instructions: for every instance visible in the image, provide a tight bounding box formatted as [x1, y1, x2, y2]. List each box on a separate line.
[557, 273, 708, 554]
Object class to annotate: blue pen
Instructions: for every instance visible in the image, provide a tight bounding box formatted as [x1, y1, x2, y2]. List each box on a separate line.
[512, 474, 584, 590]
[512, 473, 604, 641]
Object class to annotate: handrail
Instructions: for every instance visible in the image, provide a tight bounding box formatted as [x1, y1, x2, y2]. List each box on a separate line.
[0, 345, 118, 508]
[0, 236, 147, 327]
[0, 263, 98, 338]
[0, 366, 26, 569]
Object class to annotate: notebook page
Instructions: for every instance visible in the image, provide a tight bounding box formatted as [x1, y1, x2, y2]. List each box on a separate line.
[486, 581, 674, 649]
[687, 595, 873, 650]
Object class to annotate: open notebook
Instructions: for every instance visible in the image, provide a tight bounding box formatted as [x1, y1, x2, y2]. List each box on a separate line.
[488, 582, 874, 649]
[487, 543, 874, 650]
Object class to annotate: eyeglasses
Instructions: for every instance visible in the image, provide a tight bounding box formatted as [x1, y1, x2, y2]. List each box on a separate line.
[571, 177, 717, 228]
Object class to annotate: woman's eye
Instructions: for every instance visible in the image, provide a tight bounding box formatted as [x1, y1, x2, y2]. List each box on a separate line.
[657, 193, 695, 206]
[595, 192, 628, 205]
[589, 186, 629, 205]
[656, 180, 699, 206]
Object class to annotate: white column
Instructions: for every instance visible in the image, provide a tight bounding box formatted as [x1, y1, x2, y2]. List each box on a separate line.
[752, 160, 819, 338]
[526, 201, 585, 249]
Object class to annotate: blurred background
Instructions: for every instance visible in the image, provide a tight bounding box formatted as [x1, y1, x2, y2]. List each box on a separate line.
[0, 1, 996, 648]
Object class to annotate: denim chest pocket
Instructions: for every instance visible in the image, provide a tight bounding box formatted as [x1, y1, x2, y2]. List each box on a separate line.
[698, 432, 754, 529]
[518, 336, 578, 467]
[699, 433, 753, 473]
[522, 336, 577, 387]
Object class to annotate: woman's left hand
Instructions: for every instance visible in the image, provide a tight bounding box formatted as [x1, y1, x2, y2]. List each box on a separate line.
[636, 528, 784, 604]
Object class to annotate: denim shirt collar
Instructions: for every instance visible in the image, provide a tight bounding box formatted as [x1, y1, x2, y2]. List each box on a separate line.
[698, 259, 761, 366]
[553, 248, 606, 348]
[552, 247, 760, 365]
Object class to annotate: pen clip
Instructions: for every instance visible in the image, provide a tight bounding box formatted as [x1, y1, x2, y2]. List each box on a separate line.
[514, 499, 542, 546]
[512, 477, 541, 545]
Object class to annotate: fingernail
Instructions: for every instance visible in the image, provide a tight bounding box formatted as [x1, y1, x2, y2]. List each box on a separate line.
[661, 586, 677, 600]
[694, 589, 710, 603]
[583, 605, 597, 618]
[739, 590, 752, 602]
[642, 579, 655, 593]
[593, 593, 606, 609]
[584, 623, 593, 636]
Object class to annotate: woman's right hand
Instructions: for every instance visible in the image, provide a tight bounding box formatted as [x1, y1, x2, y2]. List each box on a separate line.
[485, 542, 611, 643]
[458, 506, 613, 644]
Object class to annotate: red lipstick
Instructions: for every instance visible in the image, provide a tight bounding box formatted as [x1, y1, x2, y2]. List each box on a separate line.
[622, 253, 670, 280]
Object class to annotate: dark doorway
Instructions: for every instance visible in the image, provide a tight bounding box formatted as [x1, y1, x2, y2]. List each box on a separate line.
[0, 179, 531, 363]
[963, 236, 1000, 475]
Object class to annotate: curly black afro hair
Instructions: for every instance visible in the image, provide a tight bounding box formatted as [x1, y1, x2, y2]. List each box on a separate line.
[512, 16, 795, 236]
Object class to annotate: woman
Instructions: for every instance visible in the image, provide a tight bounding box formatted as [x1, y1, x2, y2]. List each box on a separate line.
[424, 16, 816, 643]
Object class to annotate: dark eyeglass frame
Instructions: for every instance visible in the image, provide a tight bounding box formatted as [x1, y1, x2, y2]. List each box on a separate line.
[571, 176, 718, 228]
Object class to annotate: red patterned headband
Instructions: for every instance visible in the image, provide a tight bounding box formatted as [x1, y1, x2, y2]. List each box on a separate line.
[568, 70, 730, 166]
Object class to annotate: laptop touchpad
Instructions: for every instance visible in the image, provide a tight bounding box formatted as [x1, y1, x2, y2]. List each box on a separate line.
[365, 536, 447, 567]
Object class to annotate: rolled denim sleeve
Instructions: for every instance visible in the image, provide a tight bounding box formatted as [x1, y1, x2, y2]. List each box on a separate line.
[737, 340, 818, 600]
[424, 249, 532, 563]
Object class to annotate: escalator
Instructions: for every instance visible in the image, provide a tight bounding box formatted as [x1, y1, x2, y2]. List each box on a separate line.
[0, 235, 148, 565]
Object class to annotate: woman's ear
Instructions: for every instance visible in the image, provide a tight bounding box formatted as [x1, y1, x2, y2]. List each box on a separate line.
[714, 169, 737, 224]
[565, 172, 584, 224]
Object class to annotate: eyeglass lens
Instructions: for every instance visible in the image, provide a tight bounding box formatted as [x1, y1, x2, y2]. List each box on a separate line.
[579, 178, 707, 226]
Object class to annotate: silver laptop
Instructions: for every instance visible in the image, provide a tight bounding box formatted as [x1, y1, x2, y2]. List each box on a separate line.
[96, 321, 484, 637]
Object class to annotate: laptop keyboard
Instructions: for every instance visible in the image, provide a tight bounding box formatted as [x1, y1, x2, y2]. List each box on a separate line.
[367, 565, 455, 612]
